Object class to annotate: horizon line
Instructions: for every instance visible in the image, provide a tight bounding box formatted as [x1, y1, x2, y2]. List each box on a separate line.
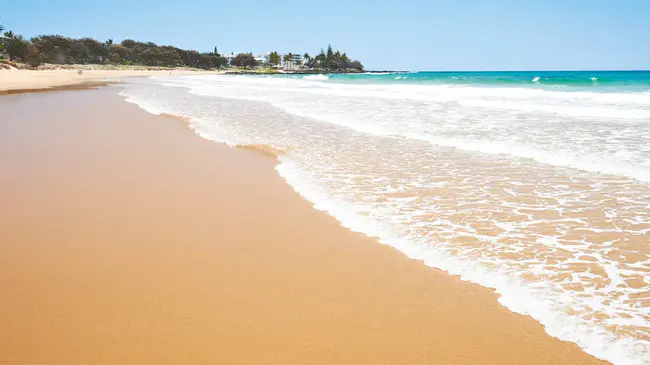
[368, 69, 650, 72]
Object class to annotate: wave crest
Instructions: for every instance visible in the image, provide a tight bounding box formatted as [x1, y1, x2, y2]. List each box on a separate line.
[303, 74, 329, 81]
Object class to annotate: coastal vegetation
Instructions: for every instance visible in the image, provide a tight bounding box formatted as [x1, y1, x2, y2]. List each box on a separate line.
[0, 19, 226, 69]
[304, 45, 363, 71]
[0, 19, 363, 72]
[230, 53, 259, 68]
[262, 45, 363, 72]
[266, 51, 281, 67]
[0, 34, 226, 69]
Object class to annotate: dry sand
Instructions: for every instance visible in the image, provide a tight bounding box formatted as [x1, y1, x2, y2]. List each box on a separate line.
[0, 68, 217, 93]
[0, 87, 608, 364]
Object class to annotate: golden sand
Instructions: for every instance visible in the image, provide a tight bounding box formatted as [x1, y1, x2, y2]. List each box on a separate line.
[0, 69, 218, 93]
[0, 88, 607, 364]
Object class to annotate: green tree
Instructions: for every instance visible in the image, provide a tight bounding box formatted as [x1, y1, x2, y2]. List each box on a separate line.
[30, 35, 72, 63]
[6, 35, 29, 61]
[0, 20, 4, 55]
[231, 53, 258, 68]
[266, 51, 280, 67]
[0, 18, 5, 55]
[312, 48, 326, 68]
[349, 60, 364, 71]
[0, 28, 314, 70]
[139, 46, 182, 67]
[196, 52, 227, 69]
[25, 44, 41, 67]
[283, 52, 293, 69]
[107, 44, 128, 64]
[120, 39, 138, 48]
[1, 30, 15, 56]
[306, 44, 364, 71]
[326, 44, 334, 67]
[65, 37, 105, 64]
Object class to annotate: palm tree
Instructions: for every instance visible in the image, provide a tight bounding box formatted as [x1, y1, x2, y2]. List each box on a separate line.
[267, 51, 280, 67]
[283, 53, 293, 70]
[4, 31, 14, 39]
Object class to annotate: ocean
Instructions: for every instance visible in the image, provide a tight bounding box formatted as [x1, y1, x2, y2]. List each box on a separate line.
[118, 71, 650, 365]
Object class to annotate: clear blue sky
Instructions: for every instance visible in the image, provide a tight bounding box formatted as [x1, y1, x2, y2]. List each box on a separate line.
[2, 0, 649, 70]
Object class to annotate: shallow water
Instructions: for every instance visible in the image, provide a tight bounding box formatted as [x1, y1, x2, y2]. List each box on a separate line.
[119, 72, 650, 365]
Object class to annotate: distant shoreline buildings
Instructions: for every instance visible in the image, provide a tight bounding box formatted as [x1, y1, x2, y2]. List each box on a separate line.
[223, 52, 303, 69]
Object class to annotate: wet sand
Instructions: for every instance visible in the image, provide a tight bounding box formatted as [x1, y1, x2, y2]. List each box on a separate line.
[0, 88, 607, 364]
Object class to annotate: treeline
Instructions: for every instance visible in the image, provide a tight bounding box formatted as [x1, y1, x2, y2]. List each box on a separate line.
[304, 45, 363, 71]
[2, 35, 226, 69]
[225, 45, 364, 72]
[0, 23, 226, 69]
[263, 45, 363, 71]
[1, 19, 364, 71]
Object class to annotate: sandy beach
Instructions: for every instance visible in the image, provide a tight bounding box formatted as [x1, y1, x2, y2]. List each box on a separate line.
[0, 85, 609, 364]
[0, 68, 218, 94]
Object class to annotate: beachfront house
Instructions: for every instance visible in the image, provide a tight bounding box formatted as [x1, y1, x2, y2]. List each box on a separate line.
[254, 55, 266, 67]
[224, 52, 303, 70]
[223, 53, 236, 66]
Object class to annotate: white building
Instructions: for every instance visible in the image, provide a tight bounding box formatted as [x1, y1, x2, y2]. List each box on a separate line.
[223, 52, 304, 69]
[254, 55, 266, 66]
[278, 53, 303, 69]
[223, 53, 237, 66]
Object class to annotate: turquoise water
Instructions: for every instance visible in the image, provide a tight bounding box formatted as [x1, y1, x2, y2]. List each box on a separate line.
[279, 70, 650, 92]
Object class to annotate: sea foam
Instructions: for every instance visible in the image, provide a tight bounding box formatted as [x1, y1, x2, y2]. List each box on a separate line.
[117, 75, 650, 365]
[274, 157, 649, 365]
[302, 74, 329, 81]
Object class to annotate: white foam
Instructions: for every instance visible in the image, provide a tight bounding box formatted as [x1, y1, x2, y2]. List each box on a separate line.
[274, 157, 649, 365]
[177, 75, 650, 183]
[302, 74, 329, 81]
[116, 77, 650, 365]
[409, 134, 650, 184]
[118, 90, 165, 115]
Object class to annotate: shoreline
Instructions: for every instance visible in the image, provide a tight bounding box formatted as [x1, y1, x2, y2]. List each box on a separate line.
[0, 68, 221, 94]
[0, 68, 410, 95]
[0, 80, 115, 95]
[0, 86, 609, 364]
[222, 69, 407, 75]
